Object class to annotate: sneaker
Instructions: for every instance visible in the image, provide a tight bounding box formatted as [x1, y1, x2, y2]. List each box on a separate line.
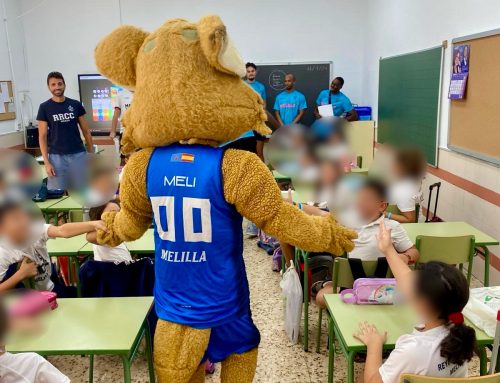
[245, 222, 258, 238]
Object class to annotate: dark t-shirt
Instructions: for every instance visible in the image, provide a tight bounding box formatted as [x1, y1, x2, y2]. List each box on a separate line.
[36, 97, 86, 155]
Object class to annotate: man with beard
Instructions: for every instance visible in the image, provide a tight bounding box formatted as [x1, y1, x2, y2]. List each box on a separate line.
[273, 73, 307, 126]
[37, 72, 93, 190]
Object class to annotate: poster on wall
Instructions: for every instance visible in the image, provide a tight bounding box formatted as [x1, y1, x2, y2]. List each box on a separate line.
[448, 44, 470, 99]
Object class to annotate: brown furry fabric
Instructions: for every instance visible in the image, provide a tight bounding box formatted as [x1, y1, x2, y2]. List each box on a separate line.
[95, 14, 357, 383]
[95, 15, 270, 154]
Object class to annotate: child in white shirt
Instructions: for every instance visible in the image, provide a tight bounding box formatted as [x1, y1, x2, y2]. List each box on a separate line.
[87, 199, 132, 263]
[0, 296, 70, 382]
[0, 201, 106, 292]
[353, 221, 476, 383]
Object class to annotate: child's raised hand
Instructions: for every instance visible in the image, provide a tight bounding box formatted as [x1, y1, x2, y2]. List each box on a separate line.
[353, 321, 387, 347]
[376, 220, 394, 255]
[91, 220, 108, 233]
[19, 257, 38, 278]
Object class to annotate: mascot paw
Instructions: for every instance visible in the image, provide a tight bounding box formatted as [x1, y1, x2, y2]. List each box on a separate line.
[96, 211, 121, 246]
[328, 216, 358, 255]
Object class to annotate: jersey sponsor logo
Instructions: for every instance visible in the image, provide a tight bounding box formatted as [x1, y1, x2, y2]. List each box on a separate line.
[171, 153, 195, 163]
[163, 175, 196, 188]
[52, 112, 75, 122]
[279, 103, 297, 108]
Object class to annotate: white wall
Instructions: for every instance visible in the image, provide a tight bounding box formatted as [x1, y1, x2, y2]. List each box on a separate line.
[363, 0, 500, 147]
[363, 0, 500, 283]
[18, 0, 367, 118]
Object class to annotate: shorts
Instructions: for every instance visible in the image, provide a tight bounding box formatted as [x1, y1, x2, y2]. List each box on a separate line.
[201, 312, 260, 363]
[47, 151, 87, 190]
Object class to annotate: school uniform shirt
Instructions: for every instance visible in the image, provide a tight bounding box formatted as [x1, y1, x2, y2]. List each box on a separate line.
[379, 325, 467, 383]
[388, 178, 422, 213]
[92, 243, 132, 264]
[315, 90, 354, 117]
[273, 90, 307, 125]
[244, 80, 267, 102]
[0, 351, 70, 382]
[346, 216, 414, 260]
[115, 91, 134, 133]
[0, 223, 54, 291]
[36, 97, 86, 155]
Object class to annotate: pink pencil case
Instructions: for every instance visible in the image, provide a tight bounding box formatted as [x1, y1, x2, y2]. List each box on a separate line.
[340, 278, 396, 305]
[9, 290, 58, 317]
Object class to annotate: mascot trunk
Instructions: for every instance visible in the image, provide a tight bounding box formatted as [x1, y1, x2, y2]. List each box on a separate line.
[95, 15, 356, 383]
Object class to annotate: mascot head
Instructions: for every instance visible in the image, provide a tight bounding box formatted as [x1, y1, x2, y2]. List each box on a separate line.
[95, 15, 270, 153]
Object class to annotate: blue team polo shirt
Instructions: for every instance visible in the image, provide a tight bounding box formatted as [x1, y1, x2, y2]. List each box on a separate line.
[315, 90, 354, 117]
[273, 90, 307, 125]
[245, 80, 267, 102]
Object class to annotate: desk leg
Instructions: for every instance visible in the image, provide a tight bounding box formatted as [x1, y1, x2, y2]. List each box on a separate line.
[328, 317, 334, 383]
[347, 351, 356, 383]
[144, 321, 155, 383]
[479, 246, 490, 287]
[478, 346, 487, 375]
[121, 355, 132, 383]
[89, 354, 94, 383]
[74, 255, 82, 297]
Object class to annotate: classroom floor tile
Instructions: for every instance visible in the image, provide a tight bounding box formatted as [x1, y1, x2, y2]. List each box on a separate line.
[47, 230, 483, 382]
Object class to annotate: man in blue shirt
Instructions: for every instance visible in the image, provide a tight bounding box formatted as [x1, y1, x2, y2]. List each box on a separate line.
[314, 77, 358, 121]
[273, 74, 307, 126]
[37, 72, 93, 190]
[244, 62, 266, 107]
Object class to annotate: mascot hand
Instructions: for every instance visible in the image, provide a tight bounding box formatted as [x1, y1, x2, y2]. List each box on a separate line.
[324, 215, 357, 255]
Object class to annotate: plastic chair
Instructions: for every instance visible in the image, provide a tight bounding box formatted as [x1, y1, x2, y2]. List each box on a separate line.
[294, 249, 333, 352]
[315, 257, 392, 352]
[400, 373, 500, 383]
[386, 204, 420, 223]
[415, 235, 475, 285]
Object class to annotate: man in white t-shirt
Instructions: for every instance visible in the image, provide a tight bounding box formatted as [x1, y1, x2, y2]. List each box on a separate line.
[110, 90, 134, 155]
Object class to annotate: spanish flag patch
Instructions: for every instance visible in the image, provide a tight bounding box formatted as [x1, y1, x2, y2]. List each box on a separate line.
[171, 153, 195, 163]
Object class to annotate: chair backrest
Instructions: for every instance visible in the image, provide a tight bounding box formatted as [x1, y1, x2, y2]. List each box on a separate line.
[400, 372, 500, 383]
[386, 204, 420, 223]
[332, 257, 393, 290]
[415, 235, 475, 266]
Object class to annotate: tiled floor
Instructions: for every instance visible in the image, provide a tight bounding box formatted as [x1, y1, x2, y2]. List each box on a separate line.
[48, 233, 483, 382]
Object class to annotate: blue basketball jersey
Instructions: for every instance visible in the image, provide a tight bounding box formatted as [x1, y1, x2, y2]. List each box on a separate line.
[146, 144, 249, 328]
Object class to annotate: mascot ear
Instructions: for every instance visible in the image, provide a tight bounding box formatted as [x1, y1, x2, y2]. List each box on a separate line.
[198, 15, 245, 78]
[95, 25, 149, 89]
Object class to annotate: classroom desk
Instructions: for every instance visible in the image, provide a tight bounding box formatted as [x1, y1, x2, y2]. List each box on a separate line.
[79, 228, 156, 256]
[6, 297, 155, 383]
[350, 167, 369, 175]
[272, 170, 291, 181]
[47, 234, 88, 297]
[402, 222, 499, 286]
[34, 196, 68, 213]
[324, 294, 494, 383]
[44, 196, 83, 213]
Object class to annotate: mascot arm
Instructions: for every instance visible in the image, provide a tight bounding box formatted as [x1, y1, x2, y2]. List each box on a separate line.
[97, 148, 154, 247]
[222, 149, 357, 255]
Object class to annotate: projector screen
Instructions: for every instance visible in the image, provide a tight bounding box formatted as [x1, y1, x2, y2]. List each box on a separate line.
[78, 74, 124, 135]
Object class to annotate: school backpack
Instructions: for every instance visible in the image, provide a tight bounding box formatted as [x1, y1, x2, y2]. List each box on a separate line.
[257, 229, 280, 255]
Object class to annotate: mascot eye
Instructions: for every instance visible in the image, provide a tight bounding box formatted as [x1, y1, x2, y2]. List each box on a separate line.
[181, 28, 198, 41]
[144, 38, 157, 53]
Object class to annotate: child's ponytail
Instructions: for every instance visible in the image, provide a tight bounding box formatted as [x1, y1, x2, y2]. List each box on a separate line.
[415, 262, 477, 366]
[440, 312, 476, 365]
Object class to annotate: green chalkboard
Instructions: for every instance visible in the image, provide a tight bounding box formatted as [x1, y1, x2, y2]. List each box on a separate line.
[378, 47, 443, 166]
